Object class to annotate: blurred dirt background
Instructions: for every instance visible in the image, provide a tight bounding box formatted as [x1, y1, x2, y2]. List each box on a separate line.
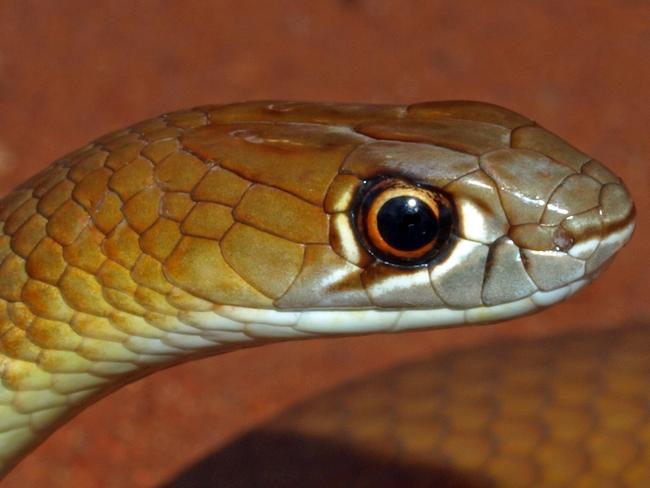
[0, 1, 647, 487]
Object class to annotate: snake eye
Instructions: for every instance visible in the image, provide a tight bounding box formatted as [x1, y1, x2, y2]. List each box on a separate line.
[356, 178, 454, 266]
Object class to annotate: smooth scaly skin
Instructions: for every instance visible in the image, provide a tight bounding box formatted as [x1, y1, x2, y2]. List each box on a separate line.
[0, 101, 635, 476]
[218, 326, 649, 488]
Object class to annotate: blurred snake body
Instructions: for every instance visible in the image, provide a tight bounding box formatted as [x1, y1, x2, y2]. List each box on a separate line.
[0, 101, 635, 476]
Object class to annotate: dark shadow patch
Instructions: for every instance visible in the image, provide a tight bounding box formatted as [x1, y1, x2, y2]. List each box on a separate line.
[163, 429, 494, 488]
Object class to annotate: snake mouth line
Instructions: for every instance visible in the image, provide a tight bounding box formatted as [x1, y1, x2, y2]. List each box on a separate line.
[229, 277, 590, 335]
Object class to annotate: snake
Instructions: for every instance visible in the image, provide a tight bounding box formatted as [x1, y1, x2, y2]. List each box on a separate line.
[0, 100, 635, 480]
[190, 325, 648, 488]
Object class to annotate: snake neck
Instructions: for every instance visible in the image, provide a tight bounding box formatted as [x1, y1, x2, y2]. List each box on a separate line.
[0, 290, 281, 474]
[0, 214, 284, 474]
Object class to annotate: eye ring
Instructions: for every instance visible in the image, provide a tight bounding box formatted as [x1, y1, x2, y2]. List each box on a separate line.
[354, 178, 455, 267]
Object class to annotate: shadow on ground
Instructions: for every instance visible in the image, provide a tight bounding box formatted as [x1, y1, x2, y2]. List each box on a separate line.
[163, 429, 492, 488]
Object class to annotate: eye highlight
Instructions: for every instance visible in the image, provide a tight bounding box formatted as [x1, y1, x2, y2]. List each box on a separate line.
[355, 178, 455, 266]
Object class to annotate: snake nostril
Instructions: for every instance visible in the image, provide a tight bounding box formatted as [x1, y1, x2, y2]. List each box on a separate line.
[552, 227, 575, 252]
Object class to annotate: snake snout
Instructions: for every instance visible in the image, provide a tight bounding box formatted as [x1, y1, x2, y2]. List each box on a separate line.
[589, 182, 635, 271]
[504, 167, 635, 298]
[558, 177, 635, 280]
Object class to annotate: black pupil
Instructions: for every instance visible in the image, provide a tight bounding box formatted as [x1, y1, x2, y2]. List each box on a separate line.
[376, 196, 438, 251]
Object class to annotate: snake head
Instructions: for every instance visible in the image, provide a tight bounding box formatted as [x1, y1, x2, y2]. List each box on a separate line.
[0, 101, 635, 342]
[178, 101, 633, 332]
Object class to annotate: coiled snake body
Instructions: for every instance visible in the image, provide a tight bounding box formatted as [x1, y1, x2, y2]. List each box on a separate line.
[0, 101, 635, 479]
